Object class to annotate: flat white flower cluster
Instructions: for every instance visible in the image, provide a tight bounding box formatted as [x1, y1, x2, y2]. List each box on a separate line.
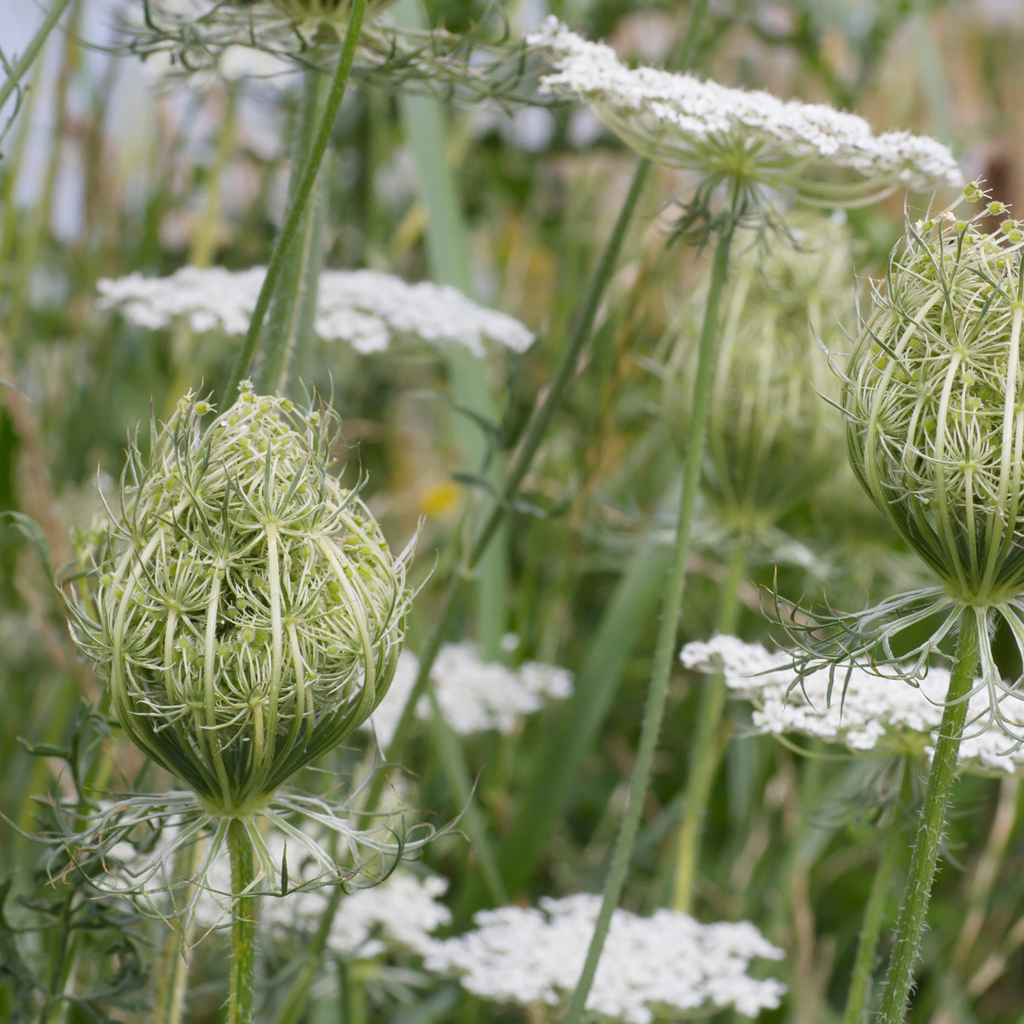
[680, 636, 1024, 772]
[526, 18, 962, 194]
[261, 870, 451, 958]
[424, 893, 786, 1022]
[365, 644, 574, 749]
[97, 266, 535, 355]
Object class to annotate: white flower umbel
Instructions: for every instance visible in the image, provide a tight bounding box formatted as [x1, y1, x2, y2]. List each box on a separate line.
[364, 643, 574, 750]
[527, 17, 961, 207]
[681, 636, 1024, 774]
[97, 267, 535, 356]
[424, 894, 785, 1022]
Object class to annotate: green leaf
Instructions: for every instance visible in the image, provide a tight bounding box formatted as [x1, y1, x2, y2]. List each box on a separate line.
[0, 512, 53, 582]
[500, 541, 669, 892]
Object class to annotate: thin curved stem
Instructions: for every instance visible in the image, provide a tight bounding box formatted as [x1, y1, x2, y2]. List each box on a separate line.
[0, 0, 75, 115]
[228, 820, 257, 1024]
[843, 825, 902, 1024]
[879, 609, 980, 1023]
[360, 155, 653, 815]
[277, 148, 654, 1024]
[223, 0, 367, 403]
[671, 536, 749, 912]
[561, 218, 736, 1024]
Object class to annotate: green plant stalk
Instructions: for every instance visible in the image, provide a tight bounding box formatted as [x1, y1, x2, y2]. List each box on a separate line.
[394, 0, 508, 659]
[152, 842, 203, 1024]
[425, 689, 509, 904]
[276, 157, 653, 1024]
[561, 218, 736, 1024]
[228, 820, 257, 1024]
[362, 158, 653, 812]
[256, 65, 328, 395]
[338, 960, 367, 1024]
[6, 0, 80, 341]
[844, 828, 901, 1024]
[272, 884, 345, 1024]
[501, 540, 668, 890]
[671, 536, 749, 913]
[0, 0, 75, 115]
[224, 0, 367, 402]
[879, 609, 980, 1024]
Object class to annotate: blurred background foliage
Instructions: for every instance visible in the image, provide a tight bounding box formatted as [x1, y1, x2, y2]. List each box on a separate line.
[5, 0, 1024, 1021]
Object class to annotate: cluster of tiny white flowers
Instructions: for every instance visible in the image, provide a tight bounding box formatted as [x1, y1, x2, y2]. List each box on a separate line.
[680, 636, 1024, 772]
[424, 894, 785, 1022]
[96, 266, 535, 355]
[527, 18, 961, 194]
[365, 644, 574, 750]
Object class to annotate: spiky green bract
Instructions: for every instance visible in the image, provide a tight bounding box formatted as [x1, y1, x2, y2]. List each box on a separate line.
[800, 188, 1024, 702]
[664, 215, 854, 537]
[69, 383, 411, 815]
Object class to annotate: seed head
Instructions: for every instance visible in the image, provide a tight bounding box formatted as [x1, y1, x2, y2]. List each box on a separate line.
[70, 383, 411, 814]
[844, 185, 1024, 605]
[663, 216, 854, 533]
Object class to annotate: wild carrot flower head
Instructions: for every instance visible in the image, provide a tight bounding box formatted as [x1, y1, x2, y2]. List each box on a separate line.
[782, 185, 1024, 729]
[528, 17, 961, 223]
[663, 215, 854, 533]
[845, 184, 1024, 605]
[69, 383, 411, 815]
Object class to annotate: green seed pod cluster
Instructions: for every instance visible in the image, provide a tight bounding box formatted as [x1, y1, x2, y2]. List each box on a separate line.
[70, 383, 410, 816]
[844, 186, 1024, 605]
[663, 215, 855, 535]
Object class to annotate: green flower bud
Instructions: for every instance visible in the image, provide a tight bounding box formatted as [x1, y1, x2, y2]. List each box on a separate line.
[845, 204, 1024, 605]
[70, 383, 411, 815]
[663, 215, 855, 534]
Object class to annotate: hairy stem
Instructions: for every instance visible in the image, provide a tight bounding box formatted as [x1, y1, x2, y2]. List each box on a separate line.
[228, 820, 257, 1024]
[561, 219, 736, 1024]
[879, 609, 980, 1023]
[224, 0, 367, 402]
[671, 537, 749, 912]
[843, 826, 901, 1024]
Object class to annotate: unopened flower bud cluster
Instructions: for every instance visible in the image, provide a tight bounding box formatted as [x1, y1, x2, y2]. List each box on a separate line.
[70, 385, 410, 812]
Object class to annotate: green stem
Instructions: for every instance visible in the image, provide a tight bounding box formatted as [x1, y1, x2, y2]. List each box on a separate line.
[561, 219, 736, 1024]
[879, 609, 980, 1024]
[276, 152, 652, 1024]
[0, 0, 75, 115]
[843, 827, 901, 1024]
[362, 158, 652, 813]
[426, 688, 509, 905]
[228, 820, 257, 1024]
[224, 0, 367, 403]
[272, 883, 344, 1024]
[256, 66, 328, 395]
[671, 536, 749, 913]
